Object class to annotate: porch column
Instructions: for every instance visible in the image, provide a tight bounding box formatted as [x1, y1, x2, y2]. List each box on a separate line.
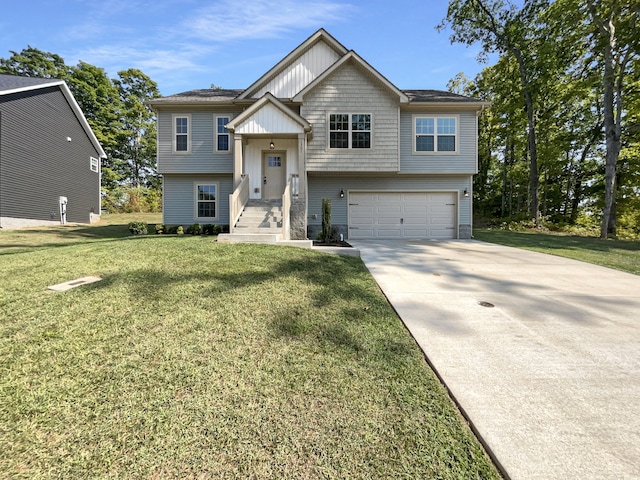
[233, 134, 243, 187]
[297, 133, 306, 198]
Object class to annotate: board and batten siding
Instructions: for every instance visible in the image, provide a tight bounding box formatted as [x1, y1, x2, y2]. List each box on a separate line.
[307, 174, 472, 231]
[162, 174, 233, 226]
[399, 110, 478, 174]
[252, 41, 341, 99]
[302, 62, 400, 172]
[0, 87, 101, 224]
[157, 109, 239, 174]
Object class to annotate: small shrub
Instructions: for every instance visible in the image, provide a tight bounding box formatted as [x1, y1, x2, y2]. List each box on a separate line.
[201, 224, 214, 235]
[128, 221, 148, 235]
[186, 223, 202, 235]
[176, 226, 184, 235]
[155, 223, 164, 234]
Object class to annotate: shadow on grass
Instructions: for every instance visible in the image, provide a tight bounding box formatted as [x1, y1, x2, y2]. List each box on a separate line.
[89, 248, 407, 358]
[476, 230, 640, 252]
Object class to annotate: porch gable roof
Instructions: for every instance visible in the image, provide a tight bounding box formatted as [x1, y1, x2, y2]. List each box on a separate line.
[225, 92, 312, 136]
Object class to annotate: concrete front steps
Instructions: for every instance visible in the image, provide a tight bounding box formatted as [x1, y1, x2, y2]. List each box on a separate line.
[218, 200, 311, 247]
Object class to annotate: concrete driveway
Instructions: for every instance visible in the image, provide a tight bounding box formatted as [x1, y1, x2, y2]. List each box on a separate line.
[351, 239, 640, 480]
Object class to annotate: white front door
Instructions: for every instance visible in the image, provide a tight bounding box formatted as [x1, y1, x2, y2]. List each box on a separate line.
[262, 152, 286, 199]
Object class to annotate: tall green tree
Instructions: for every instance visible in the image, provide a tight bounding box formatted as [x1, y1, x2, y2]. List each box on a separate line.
[0, 46, 70, 79]
[113, 69, 161, 187]
[585, 0, 639, 238]
[68, 61, 123, 187]
[441, 0, 550, 222]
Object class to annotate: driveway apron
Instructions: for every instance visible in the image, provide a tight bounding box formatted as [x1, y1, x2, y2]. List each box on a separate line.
[351, 239, 640, 480]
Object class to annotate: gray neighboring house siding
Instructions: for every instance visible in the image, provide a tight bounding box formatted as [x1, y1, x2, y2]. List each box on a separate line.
[0, 76, 104, 227]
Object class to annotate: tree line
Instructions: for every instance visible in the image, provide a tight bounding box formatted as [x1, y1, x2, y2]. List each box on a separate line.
[442, 0, 639, 239]
[0, 47, 161, 212]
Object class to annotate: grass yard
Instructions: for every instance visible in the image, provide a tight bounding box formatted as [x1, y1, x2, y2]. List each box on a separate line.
[474, 229, 640, 275]
[0, 219, 500, 479]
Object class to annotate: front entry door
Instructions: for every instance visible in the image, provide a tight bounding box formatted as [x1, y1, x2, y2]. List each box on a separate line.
[262, 152, 286, 199]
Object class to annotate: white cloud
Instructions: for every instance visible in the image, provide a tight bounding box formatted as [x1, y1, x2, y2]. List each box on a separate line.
[184, 0, 351, 41]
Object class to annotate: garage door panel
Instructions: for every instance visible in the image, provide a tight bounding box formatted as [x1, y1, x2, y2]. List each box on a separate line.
[378, 193, 403, 203]
[378, 228, 403, 238]
[349, 191, 457, 239]
[377, 205, 402, 214]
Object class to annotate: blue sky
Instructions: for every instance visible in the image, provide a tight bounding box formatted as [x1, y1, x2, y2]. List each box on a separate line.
[1, 0, 488, 96]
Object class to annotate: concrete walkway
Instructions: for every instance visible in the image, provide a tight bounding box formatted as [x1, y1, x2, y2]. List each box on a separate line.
[351, 239, 640, 480]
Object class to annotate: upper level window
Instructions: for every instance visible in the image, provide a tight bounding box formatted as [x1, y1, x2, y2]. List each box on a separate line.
[90, 156, 99, 173]
[216, 116, 230, 151]
[329, 113, 371, 149]
[414, 116, 457, 153]
[173, 114, 191, 153]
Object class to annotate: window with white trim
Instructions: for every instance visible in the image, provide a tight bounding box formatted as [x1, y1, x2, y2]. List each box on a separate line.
[195, 183, 217, 220]
[173, 114, 191, 153]
[216, 116, 230, 151]
[414, 116, 457, 153]
[329, 113, 371, 149]
[90, 156, 99, 173]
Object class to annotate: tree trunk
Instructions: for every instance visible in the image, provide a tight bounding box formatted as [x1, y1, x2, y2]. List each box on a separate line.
[524, 86, 539, 223]
[599, 38, 620, 239]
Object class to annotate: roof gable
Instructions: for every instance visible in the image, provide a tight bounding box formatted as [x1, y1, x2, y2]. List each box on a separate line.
[292, 51, 409, 104]
[0, 74, 106, 158]
[238, 29, 348, 100]
[226, 93, 311, 135]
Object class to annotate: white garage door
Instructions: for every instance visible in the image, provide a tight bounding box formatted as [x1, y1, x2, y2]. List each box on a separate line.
[348, 192, 457, 239]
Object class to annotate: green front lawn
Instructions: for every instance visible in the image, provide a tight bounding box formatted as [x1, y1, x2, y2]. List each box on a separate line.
[474, 229, 640, 275]
[0, 221, 500, 479]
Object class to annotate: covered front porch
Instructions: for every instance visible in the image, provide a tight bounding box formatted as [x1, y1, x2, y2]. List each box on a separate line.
[219, 93, 312, 243]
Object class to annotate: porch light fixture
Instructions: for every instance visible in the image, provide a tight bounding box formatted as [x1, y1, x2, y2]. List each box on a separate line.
[269, 139, 275, 150]
[463, 189, 469, 197]
[340, 189, 344, 199]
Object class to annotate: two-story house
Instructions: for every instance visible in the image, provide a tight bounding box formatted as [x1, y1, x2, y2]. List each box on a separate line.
[149, 29, 487, 242]
[0, 74, 105, 229]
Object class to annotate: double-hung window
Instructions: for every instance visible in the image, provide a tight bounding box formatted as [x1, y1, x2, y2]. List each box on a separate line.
[414, 116, 457, 153]
[195, 183, 217, 220]
[329, 113, 371, 149]
[173, 114, 191, 153]
[90, 156, 99, 173]
[216, 116, 230, 151]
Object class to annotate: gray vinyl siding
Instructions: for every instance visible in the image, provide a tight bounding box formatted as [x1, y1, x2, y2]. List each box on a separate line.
[307, 173, 472, 233]
[301, 62, 399, 172]
[156, 109, 240, 174]
[400, 110, 477, 174]
[162, 174, 233, 226]
[0, 87, 101, 224]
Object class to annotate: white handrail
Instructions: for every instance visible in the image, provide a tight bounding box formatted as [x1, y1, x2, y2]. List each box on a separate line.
[229, 174, 249, 234]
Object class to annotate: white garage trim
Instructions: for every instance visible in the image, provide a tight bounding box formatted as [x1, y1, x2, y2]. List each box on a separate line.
[348, 190, 458, 239]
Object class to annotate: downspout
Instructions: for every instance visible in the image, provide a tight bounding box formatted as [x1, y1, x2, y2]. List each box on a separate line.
[0, 111, 3, 229]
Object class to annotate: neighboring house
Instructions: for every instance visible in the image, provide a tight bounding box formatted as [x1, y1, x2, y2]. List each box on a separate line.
[149, 29, 488, 242]
[0, 74, 106, 229]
